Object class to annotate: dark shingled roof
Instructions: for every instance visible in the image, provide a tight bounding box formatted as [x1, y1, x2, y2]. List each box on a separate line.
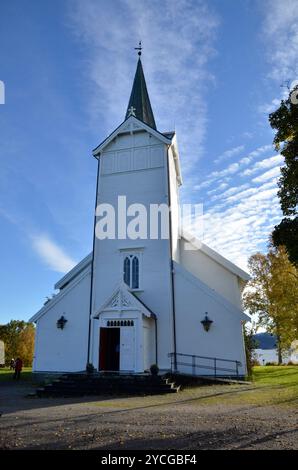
[125, 58, 156, 130]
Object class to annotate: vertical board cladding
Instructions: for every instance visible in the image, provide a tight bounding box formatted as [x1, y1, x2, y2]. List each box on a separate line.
[101, 145, 164, 175]
[143, 317, 156, 370]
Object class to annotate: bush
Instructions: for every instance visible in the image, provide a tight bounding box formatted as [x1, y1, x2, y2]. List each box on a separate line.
[251, 358, 260, 367]
[265, 362, 278, 366]
[243, 326, 258, 377]
[150, 364, 159, 376]
[86, 363, 95, 374]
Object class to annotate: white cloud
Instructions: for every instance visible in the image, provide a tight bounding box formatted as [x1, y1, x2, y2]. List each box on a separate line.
[252, 166, 281, 184]
[241, 154, 283, 176]
[31, 234, 77, 273]
[209, 183, 250, 202]
[195, 144, 274, 191]
[245, 144, 273, 160]
[69, 0, 219, 175]
[214, 145, 245, 164]
[192, 161, 282, 270]
[263, 0, 298, 82]
[258, 98, 283, 114]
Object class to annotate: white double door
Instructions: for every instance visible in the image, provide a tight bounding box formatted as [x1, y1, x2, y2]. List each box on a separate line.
[120, 327, 135, 371]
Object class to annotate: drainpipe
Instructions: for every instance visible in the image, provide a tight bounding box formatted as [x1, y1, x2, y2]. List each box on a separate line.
[86, 157, 100, 368]
[154, 316, 158, 365]
[166, 147, 177, 371]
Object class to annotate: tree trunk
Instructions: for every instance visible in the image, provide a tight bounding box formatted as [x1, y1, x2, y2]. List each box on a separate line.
[276, 333, 282, 365]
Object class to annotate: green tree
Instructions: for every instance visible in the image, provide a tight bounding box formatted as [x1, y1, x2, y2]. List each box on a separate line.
[243, 246, 298, 363]
[272, 217, 298, 266]
[0, 320, 35, 367]
[243, 323, 258, 377]
[269, 85, 298, 265]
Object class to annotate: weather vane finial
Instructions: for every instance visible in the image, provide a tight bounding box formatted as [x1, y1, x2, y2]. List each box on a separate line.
[134, 41, 142, 57]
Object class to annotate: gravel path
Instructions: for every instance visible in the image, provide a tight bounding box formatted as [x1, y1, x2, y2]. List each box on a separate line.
[0, 380, 297, 450]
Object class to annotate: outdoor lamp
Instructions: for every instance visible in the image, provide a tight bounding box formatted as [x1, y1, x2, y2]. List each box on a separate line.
[57, 315, 67, 330]
[201, 313, 213, 332]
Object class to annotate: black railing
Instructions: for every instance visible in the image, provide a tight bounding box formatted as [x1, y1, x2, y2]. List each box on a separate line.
[168, 352, 242, 378]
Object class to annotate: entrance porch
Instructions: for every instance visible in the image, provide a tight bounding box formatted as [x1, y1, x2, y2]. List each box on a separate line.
[92, 284, 156, 373]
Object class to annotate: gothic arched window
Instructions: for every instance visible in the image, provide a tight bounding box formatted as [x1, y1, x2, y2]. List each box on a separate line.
[132, 256, 139, 289]
[123, 256, 130, 286]
[123, 253, 141, 289]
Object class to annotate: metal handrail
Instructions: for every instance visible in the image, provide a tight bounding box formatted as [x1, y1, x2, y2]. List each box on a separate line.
[168, 352, 242, 378]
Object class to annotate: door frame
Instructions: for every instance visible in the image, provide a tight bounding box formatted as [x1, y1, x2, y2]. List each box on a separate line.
[98, 327, 120, 371]
[119, 326, 136, 372]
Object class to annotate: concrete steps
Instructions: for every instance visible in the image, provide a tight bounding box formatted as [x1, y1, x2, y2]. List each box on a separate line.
[36, 373, 181, 397]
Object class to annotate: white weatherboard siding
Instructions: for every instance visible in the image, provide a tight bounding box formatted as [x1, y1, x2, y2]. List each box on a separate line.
[32, 270, 91, 372]
[174, 262, 247, 376]
[29, 61, 250, 376]
[29, 120, 249, 376]
[29, 121, 249, 376]
[90, 130, 174, 371]
[179, 237, 244, 309]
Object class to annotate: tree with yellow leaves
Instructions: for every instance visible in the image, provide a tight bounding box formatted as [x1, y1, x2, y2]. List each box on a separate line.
[0, 320, 35, 367]
[243, 246, 298, 364]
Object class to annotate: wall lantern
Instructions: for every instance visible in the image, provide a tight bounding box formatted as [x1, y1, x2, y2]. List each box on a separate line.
[201, 313, 213, 332]
[57, 315, 67, 330]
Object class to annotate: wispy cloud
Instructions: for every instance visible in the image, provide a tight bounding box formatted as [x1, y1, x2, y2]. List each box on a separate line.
[258, 97, 284, 114]
[189, 142, 284, 269]
[68, 0, 219, 175]
[200, 180, 281, 270]
[241, 154, 283, 176]
[214, 145, 245, 164]
[252, 166, 281, 184]
[31, 234, 77, 274]
[263, 0, 298, 82]
[258, 0, 298, 116]
[195, 144, 274, 190]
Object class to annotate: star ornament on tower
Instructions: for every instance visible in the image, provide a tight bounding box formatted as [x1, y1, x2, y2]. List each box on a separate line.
[127, 106, 136, 117]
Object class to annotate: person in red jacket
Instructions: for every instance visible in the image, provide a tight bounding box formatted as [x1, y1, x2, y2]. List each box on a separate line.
[13, 357, 23, 380]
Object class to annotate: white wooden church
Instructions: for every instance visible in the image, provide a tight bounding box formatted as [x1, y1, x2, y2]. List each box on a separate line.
[30, 54, 250, 378]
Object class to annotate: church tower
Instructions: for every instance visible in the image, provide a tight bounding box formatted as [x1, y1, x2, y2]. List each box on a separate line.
[89, 53, 182, 372]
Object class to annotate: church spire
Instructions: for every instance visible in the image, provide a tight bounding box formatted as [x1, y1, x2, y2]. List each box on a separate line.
[125, 52, 156, 130]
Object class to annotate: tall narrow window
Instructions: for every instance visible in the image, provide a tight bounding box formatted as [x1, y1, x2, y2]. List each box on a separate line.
[123, 253, 141, 289]
[123, 256, 130, 286]
[132, 256, 139, 289]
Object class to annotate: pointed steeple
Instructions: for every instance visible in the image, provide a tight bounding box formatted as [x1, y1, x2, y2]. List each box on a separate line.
[125, 58, 156, 130]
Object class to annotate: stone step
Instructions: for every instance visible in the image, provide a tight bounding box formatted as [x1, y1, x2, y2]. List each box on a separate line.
[37, 386, 179, 397]
[35, 373, 180, 397]
[43, 386, 176, 393]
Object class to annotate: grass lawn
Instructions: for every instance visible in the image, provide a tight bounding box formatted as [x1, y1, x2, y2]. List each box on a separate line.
[252, 365, 298, 386]
[0, 365, 297, 410]
[193, 366, 298, 408]
[0, 367, 33, 382]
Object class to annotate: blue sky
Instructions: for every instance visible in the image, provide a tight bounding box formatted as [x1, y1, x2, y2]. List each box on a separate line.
[0, 0, 297, 323]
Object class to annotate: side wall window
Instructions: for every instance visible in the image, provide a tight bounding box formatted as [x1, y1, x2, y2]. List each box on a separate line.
[132, 256, 139, 289]
[123, 254, 140, 289]
[123, 256, 130, 286]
